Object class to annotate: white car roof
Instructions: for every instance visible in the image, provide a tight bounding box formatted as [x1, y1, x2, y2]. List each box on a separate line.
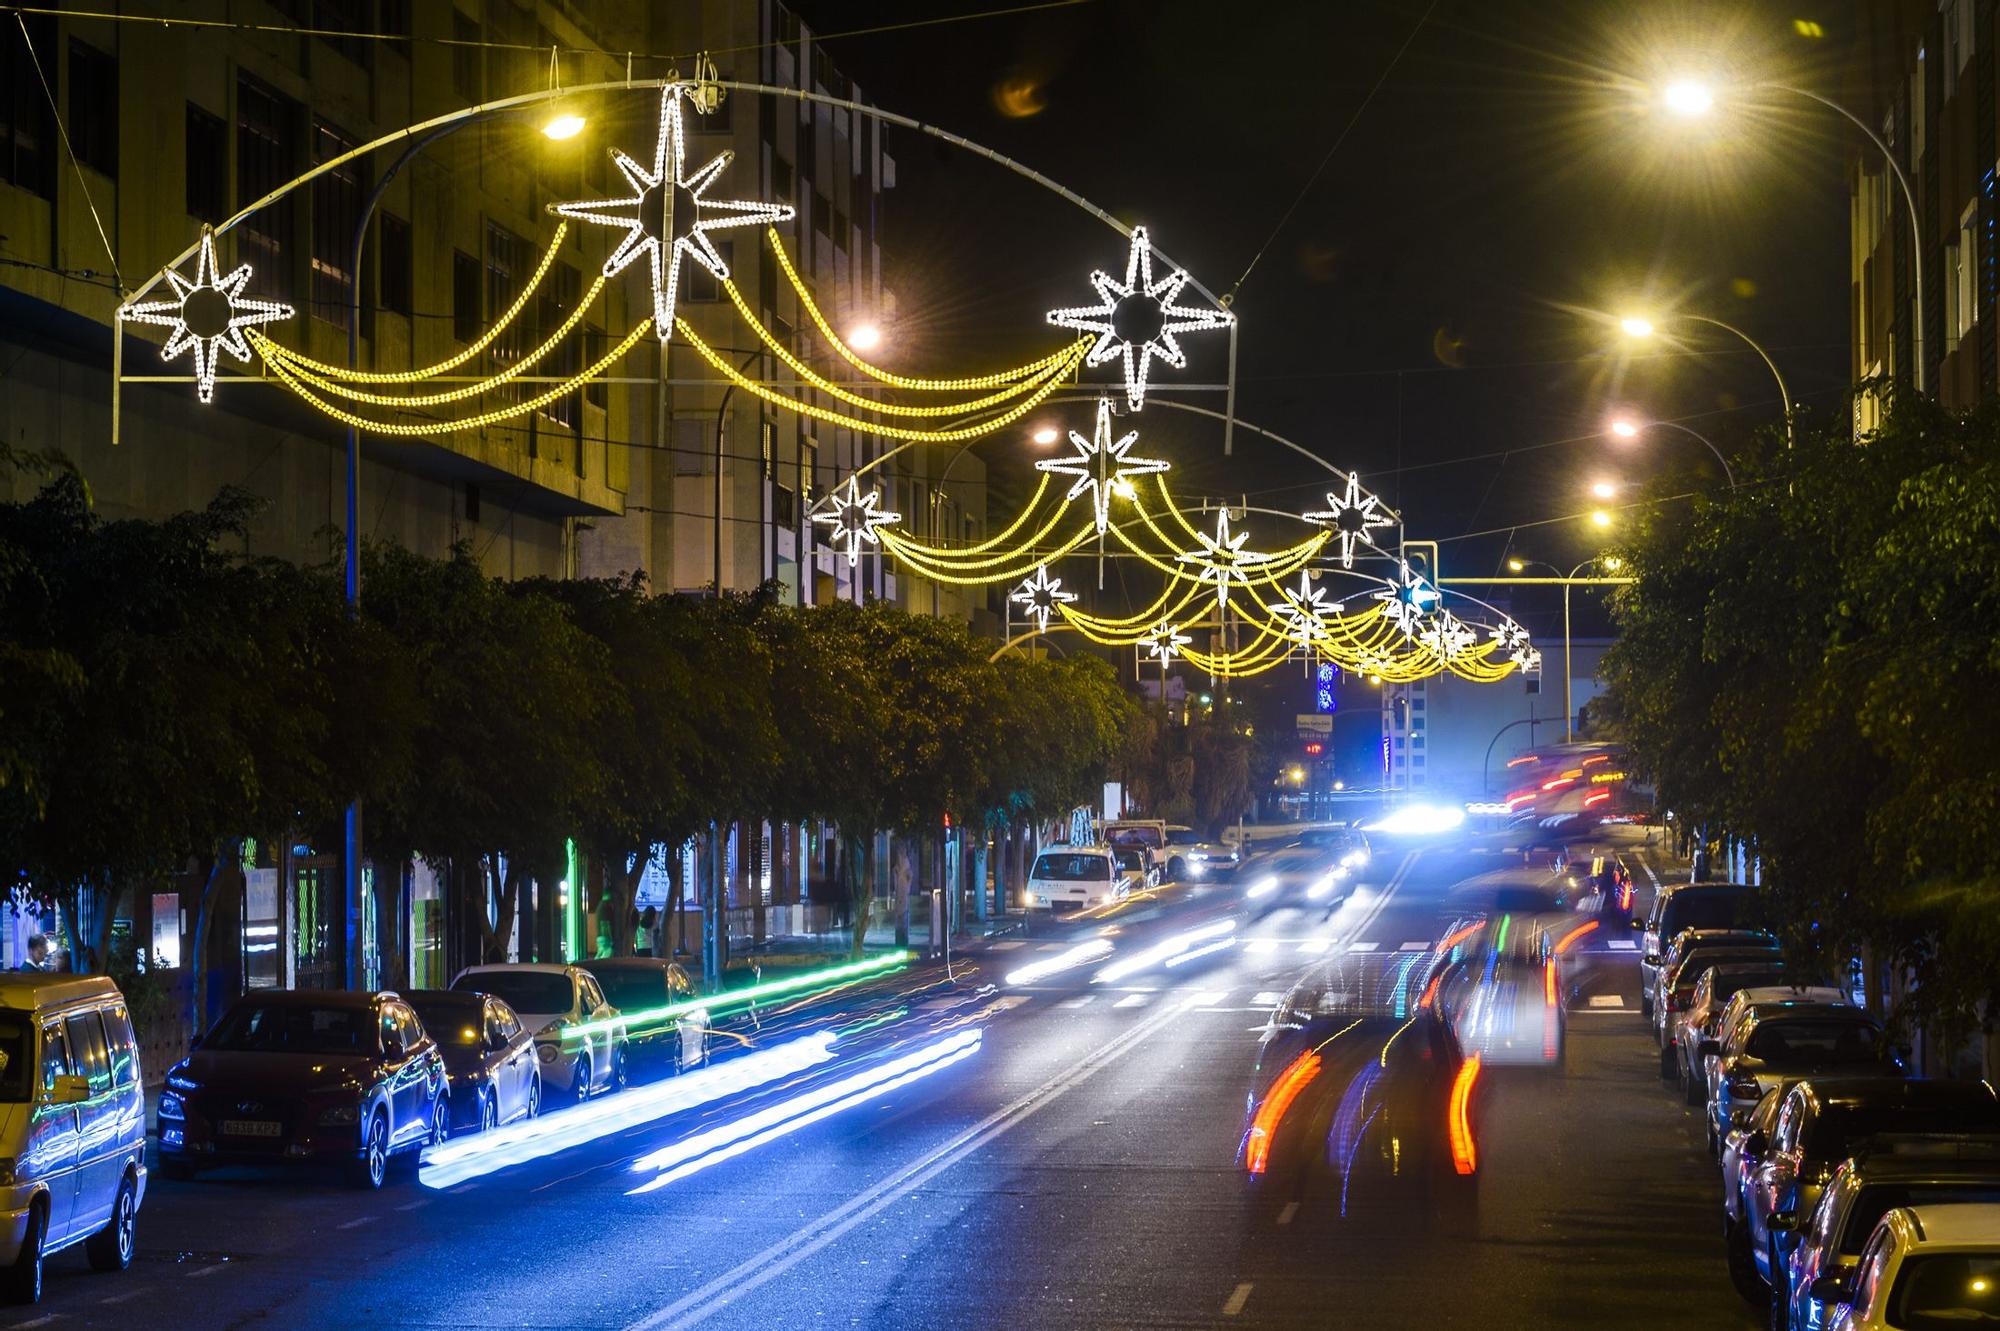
[1736, 986, 1851, 1009]
[1901, 1202, 2000, 1247]
[1038, 845, 1112, 856]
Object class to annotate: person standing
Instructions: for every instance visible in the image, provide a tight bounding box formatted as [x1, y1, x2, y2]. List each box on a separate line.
[16, 935, 47, 972]
[635, 907, 658, 958]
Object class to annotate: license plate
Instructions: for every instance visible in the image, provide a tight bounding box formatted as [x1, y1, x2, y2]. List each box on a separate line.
[220, 1119, 282, 1138]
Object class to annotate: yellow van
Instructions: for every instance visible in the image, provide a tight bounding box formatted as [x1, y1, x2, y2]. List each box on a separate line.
[0, 974, 147, 1304]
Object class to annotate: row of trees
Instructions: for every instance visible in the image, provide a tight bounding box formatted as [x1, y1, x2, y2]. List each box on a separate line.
[1, 468, 1137, 995]
[1598, 393, 2000, 1064]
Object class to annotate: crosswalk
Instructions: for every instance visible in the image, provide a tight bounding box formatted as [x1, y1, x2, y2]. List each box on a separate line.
[990, 932, 1635, 962]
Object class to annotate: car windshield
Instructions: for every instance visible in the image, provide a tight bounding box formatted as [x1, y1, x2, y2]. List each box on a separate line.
[1744, 1018, 1879, 1063]
[0, 1012, 32, 1102]
[204, 1002, 374, 1054]
[1817, 1102, 2000, 1163]
[1166, 829, 1204, 846]
[1662, 892, 1745, 935]
[1886, 1253, 2000, 1328]
[592, 970, 668, 1013]
[1673, 950, 1779, 991]
[1106, 827, 1162, 849]
[454, 971, 573, 1017]
[1034, 853, 1111, 882]
[1115, 849, 1147, 872]
[409, 1002, 483, 1047]
[1843, 1186, 2000, 1254]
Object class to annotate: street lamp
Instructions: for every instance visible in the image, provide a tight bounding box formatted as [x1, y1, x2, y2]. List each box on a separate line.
[1031, 425, 1060, 445]
[1589, 480, 1618, 500]
[1617, 312, 1794, 446]
[1515, 555, 1620, 742]
[541, 112, 587, 140]
[1608, 415, 1738, 489]
[1651, 77, 1925, 393]
[1589, 509, 1613, 529]
[847, 322, 884, 352]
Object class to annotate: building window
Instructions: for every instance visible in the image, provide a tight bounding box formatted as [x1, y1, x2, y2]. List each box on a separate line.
[0, 16, 56, 198]
[685, 239, 733, 302]
[309, 121, 361, 328]
[774, 483, 797, 528]
[452, 249, 480, 342]
[464, 482, 480, 524]
[1912, 46, 1927, 163]
[1957, 199, 1978, 343]
[452, 13, 481, 104]
[584, 326, 607, 408]
[485, 222, 529, 398]
[67, 39, 117, 179]
[312, 0, 369, 68]
[378, 0, 411, 38]
[1946, 243, 1964, 350]
[237, 74, 301, 304]
[185, 103, 226, 222]
[378, 213, 412, 316]
[536, 262, 582, 431]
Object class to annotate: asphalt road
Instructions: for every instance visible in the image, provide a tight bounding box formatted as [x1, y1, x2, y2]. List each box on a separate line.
[8, 829, 1758, 1330]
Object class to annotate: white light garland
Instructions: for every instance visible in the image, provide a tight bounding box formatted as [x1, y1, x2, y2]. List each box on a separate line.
[1301, 471, 1398, 568]
[1418, 610, 1476, 660]
[1047, 226, 1233, 411]
[1372, 561, 1440, 639]
[1035, 397, 1170, 535]
[809, 476, 901, 567]
[1175, 507, 1274, 609]
[1277, 569, 1340, 646]
[1142, 621, 1192, 665]
[554, 86, 795, 344]
[1492, 619, 1540, 671]
[119, 230, 294, 403]
[1010, 564, 1078, 634]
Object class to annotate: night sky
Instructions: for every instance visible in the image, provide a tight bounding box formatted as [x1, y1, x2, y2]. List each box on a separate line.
[792, 0, 1855, 646]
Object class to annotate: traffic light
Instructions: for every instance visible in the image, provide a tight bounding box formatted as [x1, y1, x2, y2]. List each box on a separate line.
[1303, 741, 1324, 756]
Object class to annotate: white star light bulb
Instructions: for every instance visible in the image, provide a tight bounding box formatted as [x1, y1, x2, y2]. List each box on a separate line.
[1142, 621, 1192, 665]
[554, 86, 795, 343]
[1419, 611, 1476, 660]
[119, 230, 293, 403]
[1035, 397, 1170, 535]
[1302, 471, 1397, 568]
[1175, 507, 1273, 609]
[1372, 561, 1439, 638]
[1047, 227, 1233, 411]
[809, 476, 901, 567]
[1010, 565, 1078, 634]
[1492, 619, 1539, 669]
[1277, 569, 1340, 645]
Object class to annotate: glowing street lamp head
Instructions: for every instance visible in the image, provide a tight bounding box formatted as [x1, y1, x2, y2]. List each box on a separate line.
[1610, 418, 1640, 438]
[1506, 558, 1525, 572]
[1590, 481, 1618, 500]
[1619, 317, 1655, 339]
[1604, 556, 1624, 571]
[1031, 425, 1060, 445]
[542, 112, 587, 141]
[1589, 509, 1614, 530]
[1662, 80, 1716, 118]
[847, 322, 883, 352]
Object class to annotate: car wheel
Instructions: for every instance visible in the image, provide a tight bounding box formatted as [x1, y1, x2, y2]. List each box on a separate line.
[352, 1113, 389, 1190]
[430, 1094, 450, 1147]
[574, 1054, 593, 1102]
[1658, 1043, 1677, 1079]
[1168, 857, 1185, 881]
[1726, 1215, 1768, 1305]
[480, 1089, 499, 1133]
[1682, 1064, 1705, 1107]
[85, 1171, 136, 1272]
[609, 1047, 628, 1095]
[1640, 995, 1653, 1020]
[526, 1075, 542, 1119]
[3, 1197, 44, 1304]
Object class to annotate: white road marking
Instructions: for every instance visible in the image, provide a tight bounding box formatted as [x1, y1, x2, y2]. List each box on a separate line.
[99, 1289, 146, 1305]
[1246, 939, 1277, 955]
[338, 1215, 373, 1230]
[1606, 940, 1638, 951]
[1276, 1202, 1299, 1226]
[1036, 942, 1068, 952]
[1400, 941, 1431, 952]
[1223, 1283, 1254, 1316]
[187, 1264, 228, 1279]
[1114, 994, 1150, 1009]
[1347, 941, 1378, 953]
[1297, 939, 1331, 955]
[1251, 991, 1284, 1005]
[627, 997, 1202, 1330]
[16, 1314, 57, 1327]
[1058, 995, 1096, 1009]
[1588, 994, 1625, 1008]
[988, 940, 1026, 951]
[395, 1199, 430, 1212]
[989, 995, 1030, 1012]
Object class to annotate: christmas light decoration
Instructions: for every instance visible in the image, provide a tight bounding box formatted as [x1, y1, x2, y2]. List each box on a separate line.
[119, 230, 293, 403]
[1010, 565, 1078, 633]
[1302, 471, 1398, 568]
[1175, 507, 1273, 608]
[1035, 397, 1170, 535]
[554, 86, 794, 344]
[1491, 619, 1540, 670]
[810, 476, 902, 567]
[1142, 621, 1192, 665]
[1418, 610, 1477, 660]
[1372, 562, 1440, 638]
[1047, 226, 1233, 411]
[1277, 569, 1341, 646]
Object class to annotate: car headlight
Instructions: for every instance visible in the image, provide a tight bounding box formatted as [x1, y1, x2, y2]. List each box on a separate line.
[536, 1043, 557, 1063]
[317, 1104, 360, 1126]
[158, 1093, 185, 1121]
[166, 1070, 199, 1092]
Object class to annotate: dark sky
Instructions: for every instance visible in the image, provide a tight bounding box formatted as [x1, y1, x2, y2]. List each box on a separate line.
[792, 0, 1856, 639]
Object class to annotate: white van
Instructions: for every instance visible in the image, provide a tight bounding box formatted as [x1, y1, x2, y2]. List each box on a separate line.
[0, 975, 146, 1304]
[1104, 820, 1170, 873]
[1029, 846, 1122, 911]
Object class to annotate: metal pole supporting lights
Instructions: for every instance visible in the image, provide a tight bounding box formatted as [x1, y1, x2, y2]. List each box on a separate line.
[1508, 554, 1621, 743]
[1608, 417, 1737, 489]
[1617, 313, 1794, 449]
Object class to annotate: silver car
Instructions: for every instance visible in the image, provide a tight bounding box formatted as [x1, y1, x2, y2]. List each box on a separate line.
[1702, 990, 1877, 1150]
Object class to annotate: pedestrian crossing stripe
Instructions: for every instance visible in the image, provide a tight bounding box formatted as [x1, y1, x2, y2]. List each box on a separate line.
[1245, 939, 1277, 954]
[1114, 993, 1150, 1008]
[1347, 941, 1378, 953]
[1297, 939, 1331, 955]
[1251, 991, 1284, 1005]
[1587, 995, 1624, 1008]
[1036, 942, 1068, 952]
[1058, 995, 1095, 1009]
[988, 940, 1027, 951]
[1399, 941, 1431, 952]
[1606, 940, 1638, 951]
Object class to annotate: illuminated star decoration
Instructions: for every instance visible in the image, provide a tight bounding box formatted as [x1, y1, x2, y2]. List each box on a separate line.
[1314, 661, 1338, 712]
[1176, 507, 1274, 609]
[1141, 621, 1192, 665]
[1047, 226, 1234, 411]
[1010, 564, 1078, 634]
[554, 86, 795, 343]
[1276, 569, 1341, 646]
[1035, 397, 1170, 535]
[1491, 619, 1538, 669]
[1302, 471, 1398, 568]
[118, 230, 293, 403]
[1371, 561, 1440, 638]
[809, 476, 901, 567]
[1419, 610, 1476, 660]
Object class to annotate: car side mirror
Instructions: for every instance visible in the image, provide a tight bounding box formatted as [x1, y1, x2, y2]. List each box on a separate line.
[1698, 1039, 1721, 1058]
[1809, 1276, 1852, 1306]
[48, 1073, 88, 1105]
[1744, 1130, 1768, 1155]
[1644, 953, 1661, 966]
[1770, 1209, 1798, 1233]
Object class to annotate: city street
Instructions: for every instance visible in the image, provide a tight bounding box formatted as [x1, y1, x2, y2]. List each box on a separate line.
[6, 835, 1751, 1330]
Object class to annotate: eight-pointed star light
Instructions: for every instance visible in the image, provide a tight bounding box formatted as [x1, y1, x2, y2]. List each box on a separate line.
[119, 230, 293, 403]
[810, 476, 901, 567]
[1035, 397, 1170, 535]
[1047, 226, 1233, 411]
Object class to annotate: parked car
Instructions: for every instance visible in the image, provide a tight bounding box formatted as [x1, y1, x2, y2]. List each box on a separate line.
[0, 975, 147, 1304]
[1653, 927, 1781, 1040]
[1113, 847, 1158, 895]
[1704, 1001, 1896, 1156]
[1656, 934, 1783, 1075]
[1776, 1153, 2000, 1331]
[1673, 961, 1792, 1102]
[451, 964, 626, 1102]
[158, 989, 447, 1191]
[1164, 825, 1240, 880]
[1027, 846, 1122, 912]
[406, 991, 542, 1133]
[580, 958, 708, 1078]
[1726, 1081, 1803, 1303]
[1103, 819, 1170, 874]
[1743, 1079, 2000, 1302]
[1823, 1203, 2000, 1330]
[1640, 882, 1753, 1017]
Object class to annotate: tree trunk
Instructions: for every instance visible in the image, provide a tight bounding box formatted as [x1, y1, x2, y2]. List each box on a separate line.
[477, 852, 521, 964]
[847, 834, 872, 960]
[188, 840, 244, 1036]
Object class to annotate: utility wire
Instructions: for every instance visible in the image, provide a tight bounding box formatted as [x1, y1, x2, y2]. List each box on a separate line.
[15, 14, 120, 291]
